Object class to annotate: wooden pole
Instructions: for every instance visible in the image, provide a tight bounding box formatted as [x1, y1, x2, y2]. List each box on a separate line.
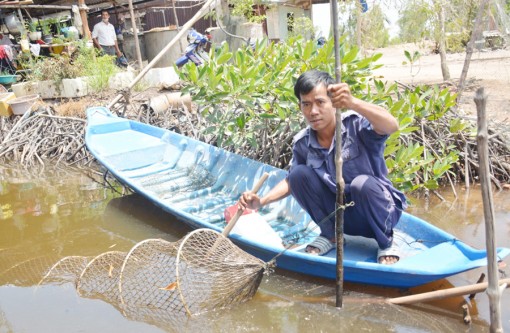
[16, 8, 32, 60]
[16, 8, 27, 37]
[331, 0, 345, 309]
[108, 0, 216, 109]
[77, 0, 91, 40]
[475, 87, 503, 333]
[170, 0, 185, 53]
[388, 278, 510, 305]
[127, 0, 143, 69]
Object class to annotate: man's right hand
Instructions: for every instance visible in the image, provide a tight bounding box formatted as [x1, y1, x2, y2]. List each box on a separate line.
[238, 192, 262, 211]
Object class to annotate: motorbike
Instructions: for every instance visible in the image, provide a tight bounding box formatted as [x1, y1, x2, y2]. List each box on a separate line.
[316, 36, 326, 48]
[175, 28, 212, 67]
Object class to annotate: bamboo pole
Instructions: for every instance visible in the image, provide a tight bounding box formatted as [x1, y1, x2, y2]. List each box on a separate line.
[127, 0, 143, 69]
[331, 0, 345, 308]
[475, 87, 503, 333]
[388, 278, 510, 305]
[108, 0, 216, 109]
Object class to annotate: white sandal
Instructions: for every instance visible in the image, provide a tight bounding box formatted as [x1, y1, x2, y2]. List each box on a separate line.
[305, 236, 335, 256]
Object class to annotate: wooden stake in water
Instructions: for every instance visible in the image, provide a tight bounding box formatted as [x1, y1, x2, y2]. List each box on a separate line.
[475, 87, 503, 333]
[330, 0, 345, 308]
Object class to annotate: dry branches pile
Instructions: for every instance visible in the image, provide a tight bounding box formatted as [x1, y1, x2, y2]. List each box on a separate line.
[0, 98, 202, 171]
[407, 111, 510, 192]
[0, 105, 89, 169]
[457, 118, 510, 190]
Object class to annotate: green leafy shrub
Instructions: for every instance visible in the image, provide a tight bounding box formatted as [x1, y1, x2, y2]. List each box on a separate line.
[74, 44, 119, 91]
[25, 53, 84, 86]
[178, 36, 463, 193]
[445, 31, 470, 53]
[228, 0, 266, 23]
[24, 41, 119, 93]
[179, 36, 380, 167]
[366, 80, 461, 191]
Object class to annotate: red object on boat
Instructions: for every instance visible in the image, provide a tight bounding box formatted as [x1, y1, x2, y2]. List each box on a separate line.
[224, 205, 256, 223]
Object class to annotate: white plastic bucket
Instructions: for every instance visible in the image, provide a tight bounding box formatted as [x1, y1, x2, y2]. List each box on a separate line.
[7, 94, 39, 115]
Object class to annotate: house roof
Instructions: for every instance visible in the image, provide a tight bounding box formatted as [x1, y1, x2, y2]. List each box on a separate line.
[0, 0, 169, 20]
[1, 0, 328, 14]
[1, 0, 326, 30]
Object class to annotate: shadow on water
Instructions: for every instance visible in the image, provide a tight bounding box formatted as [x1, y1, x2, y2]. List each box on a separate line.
[1, 167, 509, 332]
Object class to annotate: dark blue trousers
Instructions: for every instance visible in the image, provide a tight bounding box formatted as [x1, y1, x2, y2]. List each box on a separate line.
[288, 165, 401, 249]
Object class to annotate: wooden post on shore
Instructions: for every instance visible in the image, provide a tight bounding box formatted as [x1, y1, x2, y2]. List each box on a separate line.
[108, 0, 216, 109]
[128, 0, 143, 69]
[77, 0, 91, 40]
[475, 87, 503, 333]
[170, 0, 184, 53]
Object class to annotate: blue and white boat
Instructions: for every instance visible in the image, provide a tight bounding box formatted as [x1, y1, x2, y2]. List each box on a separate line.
[85, 107, 510, 288]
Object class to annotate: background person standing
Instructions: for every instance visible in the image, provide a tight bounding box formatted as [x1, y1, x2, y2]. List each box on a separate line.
[92, 10, 122, 58]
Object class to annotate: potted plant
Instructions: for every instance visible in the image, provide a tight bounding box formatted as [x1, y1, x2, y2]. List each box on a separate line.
[41, 19, 53, 44]
[26, 20, 42, 41]
[50, 36, 65, 54]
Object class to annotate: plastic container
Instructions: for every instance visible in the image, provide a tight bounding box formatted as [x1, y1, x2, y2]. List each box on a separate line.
[28, 31, 42, 41]
[7, 94, 39, 116]
[0, 92, 16, 116]
[0, 75, 18, 85]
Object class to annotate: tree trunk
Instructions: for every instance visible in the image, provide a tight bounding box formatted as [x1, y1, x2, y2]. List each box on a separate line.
[355, 2, 362, 50]
[457, 0, 489, 101]
[438, 2, 450, 81]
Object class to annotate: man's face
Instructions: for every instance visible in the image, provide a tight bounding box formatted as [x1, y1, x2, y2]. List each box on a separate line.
[102, 12, 110, 23]
[299, 83, 336, 132]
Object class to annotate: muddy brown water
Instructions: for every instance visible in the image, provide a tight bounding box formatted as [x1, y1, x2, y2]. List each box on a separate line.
[0, 167, 509, 332]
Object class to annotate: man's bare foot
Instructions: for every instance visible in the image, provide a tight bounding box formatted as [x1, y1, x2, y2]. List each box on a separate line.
[377, 241, 400, 265]
[378, 255, 399, 265]
[305, 244, 322, 255]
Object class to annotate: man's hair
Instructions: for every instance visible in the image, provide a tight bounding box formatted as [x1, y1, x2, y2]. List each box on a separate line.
[294, 70, 335, 101]
[101, 10, 110, 15]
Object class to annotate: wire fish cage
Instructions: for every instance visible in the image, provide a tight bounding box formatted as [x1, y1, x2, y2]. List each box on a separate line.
[36, 229, 266, 318]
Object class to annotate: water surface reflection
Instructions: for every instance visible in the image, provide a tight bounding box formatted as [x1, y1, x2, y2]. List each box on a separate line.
[0, 167, 508, 332]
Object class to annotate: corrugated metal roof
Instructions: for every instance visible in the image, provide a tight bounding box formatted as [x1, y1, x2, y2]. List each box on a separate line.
[1, 0, 317, 37]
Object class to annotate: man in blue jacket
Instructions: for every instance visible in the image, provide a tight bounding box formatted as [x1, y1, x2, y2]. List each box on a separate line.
[239, 70, 406, 264]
